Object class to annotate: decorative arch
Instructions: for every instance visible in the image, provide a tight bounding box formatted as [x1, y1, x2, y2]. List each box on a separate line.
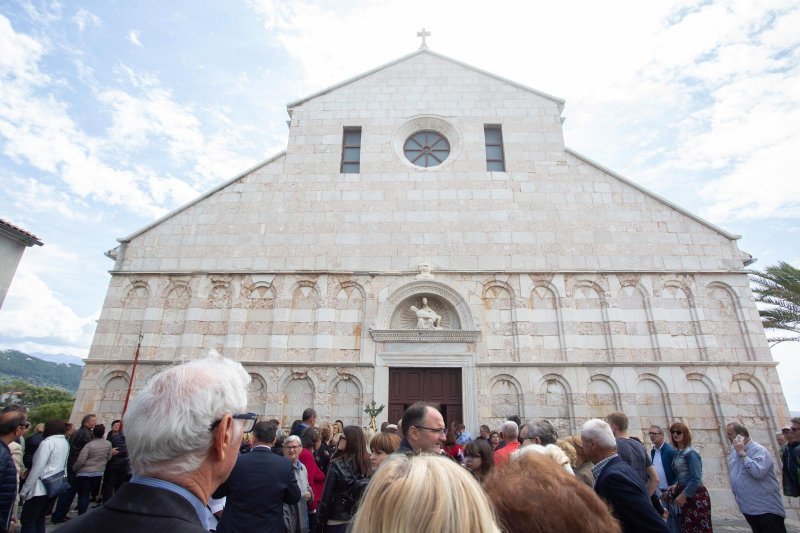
[616, 284, 660, 362]
[373, 280, 478, 331]
[660, 279, 706, 361]
[572, 280, 613, 361]
[482, 280, 518, 361]
[246, 373, 268, 416]
[585, 374, 622, 418]
[729, 373, 779, 455]
[288, 281, 321, 355]
[329, 373, 364, 427]
[488, 374, 524, 423]
[704, 281, 755, 361]
[529, 283, 566, 362]
[536, 373, 575, 434]
[97, 371, 131, 418]
[685, 372, 727, 452]
[334, 281, 366, 356]
[280, 371, 317, 425]
[635, 373, 674, 425]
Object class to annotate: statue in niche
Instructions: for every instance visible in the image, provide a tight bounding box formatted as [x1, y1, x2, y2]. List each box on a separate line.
[410, 297, 443, 330]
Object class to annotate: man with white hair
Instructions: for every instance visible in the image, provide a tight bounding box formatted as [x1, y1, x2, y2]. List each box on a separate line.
[494, 421, 520, 466]
[581, 419, 668, 533]
[59, 354, 255, 533]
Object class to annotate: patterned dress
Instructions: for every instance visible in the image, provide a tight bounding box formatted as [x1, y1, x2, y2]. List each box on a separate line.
[672, 446, 712, 532]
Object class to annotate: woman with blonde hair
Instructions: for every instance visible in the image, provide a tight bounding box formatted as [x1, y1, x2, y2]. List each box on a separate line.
[350, 454, 500, 533]
[560, 435, 594, 486]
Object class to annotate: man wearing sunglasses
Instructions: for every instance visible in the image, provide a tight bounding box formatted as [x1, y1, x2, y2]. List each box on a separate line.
[0, 406, 28, 533]
[59, 354, 252, 533]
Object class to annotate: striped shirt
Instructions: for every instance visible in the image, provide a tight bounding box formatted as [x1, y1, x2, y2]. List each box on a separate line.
[591, 453, 618, 484]
[727, 440, 785, 517]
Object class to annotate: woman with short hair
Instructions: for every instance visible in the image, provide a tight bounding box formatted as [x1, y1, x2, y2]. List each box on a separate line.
[559, 435, 594, 487]
[369, 432, 400, 473]
[351, 454, 500, 533]
[665, 422, 712, 532]
[316, 426, 371, 533]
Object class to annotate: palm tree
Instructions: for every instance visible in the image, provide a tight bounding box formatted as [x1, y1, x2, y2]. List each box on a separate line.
[748, 261, 800, 345]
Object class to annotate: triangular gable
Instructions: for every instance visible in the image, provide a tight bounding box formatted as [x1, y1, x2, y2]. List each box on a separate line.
[565, 147, 740, 241]
[286, 49, 565, 112]
[118, 151, 286, 244]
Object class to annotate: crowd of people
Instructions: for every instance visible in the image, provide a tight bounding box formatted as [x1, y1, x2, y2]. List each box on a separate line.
[0, 354, 797, 533]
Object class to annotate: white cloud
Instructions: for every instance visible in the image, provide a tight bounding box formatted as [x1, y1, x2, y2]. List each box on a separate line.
[127, 29, 142, 47]
[73, 9, 101, 33]
[0, 270, 97, 347]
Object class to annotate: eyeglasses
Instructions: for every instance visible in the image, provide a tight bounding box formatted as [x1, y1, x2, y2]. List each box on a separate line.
[19, 422, 30, 430]
[415, 426, 447, 435]
[285, 445, 301, 451]
[209, 412, 259, 433]
[670, 430, 683, 435]
[648, 432, 662, 436]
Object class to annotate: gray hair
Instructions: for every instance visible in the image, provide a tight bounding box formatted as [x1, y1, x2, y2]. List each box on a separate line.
[501, 420, 519, 439]
[527, 420, 558, 446]
[125, 354, 250, 478]
[580, 419, 616, 450]
[284, 435, 301, 447]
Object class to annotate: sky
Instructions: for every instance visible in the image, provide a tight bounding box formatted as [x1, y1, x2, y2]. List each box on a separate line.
[0, 0, 798, 410]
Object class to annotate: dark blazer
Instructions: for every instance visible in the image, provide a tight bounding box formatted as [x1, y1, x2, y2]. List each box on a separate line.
[651, 442, 677, 486]
[56, 482, 208, 533]
[213, 446, 301, 533]
[594, 456, 669, 533]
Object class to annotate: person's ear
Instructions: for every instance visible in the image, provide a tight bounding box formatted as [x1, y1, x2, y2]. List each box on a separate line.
[211, 413, 235, 461]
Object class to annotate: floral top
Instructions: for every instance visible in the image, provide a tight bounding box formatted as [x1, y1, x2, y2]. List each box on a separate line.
[672, 446, 703, 497]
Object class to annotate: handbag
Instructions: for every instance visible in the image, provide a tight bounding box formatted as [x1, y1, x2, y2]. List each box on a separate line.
[41, 470, 69, 498]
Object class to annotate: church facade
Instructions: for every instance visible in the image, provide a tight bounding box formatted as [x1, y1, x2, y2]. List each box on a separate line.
[74, 49, 791, 513]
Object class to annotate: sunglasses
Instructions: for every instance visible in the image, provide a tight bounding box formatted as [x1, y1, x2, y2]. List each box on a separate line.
[670, 430, 683, 435]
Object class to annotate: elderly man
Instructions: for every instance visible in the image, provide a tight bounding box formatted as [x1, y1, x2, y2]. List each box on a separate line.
[59, 354, 254, 533]
[607, 412, 659, 497]
[582, 419, 668, 533]
[726, 422, 786, 533]
[649, 425, 676, 498]
[1, 406, 28, 533]
[494, 421, 520, 466]
[396, 402, 446, 454]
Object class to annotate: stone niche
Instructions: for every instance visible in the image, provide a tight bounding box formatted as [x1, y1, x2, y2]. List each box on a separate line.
[370, 281, 480, 343]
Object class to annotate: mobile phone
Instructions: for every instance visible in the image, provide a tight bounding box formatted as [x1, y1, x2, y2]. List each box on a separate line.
[735, 435, 744, 444]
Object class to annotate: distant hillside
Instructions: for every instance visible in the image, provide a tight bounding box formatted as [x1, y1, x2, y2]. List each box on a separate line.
[30, 352, 85, 367]
[0, 349, 84, 392]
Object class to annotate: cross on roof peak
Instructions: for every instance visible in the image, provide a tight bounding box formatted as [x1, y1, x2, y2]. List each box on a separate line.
[417, 28, 431, 49]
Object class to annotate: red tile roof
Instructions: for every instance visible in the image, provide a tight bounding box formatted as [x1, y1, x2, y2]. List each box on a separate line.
[0, 218, 43, 246]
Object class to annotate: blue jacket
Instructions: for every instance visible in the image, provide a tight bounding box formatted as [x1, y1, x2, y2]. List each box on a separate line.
[651, 441, 677, 486]
[0, 441, 18, 533]
[594, 456, 669, 533]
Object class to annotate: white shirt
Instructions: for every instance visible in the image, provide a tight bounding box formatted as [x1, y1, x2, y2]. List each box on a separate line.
[652, 443, 669, 491]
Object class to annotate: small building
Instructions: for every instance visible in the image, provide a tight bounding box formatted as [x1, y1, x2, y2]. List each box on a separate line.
[0, 218, 43, 308]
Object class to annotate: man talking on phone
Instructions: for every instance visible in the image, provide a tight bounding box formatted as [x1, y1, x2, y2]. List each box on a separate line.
[725, 422, 786, 533]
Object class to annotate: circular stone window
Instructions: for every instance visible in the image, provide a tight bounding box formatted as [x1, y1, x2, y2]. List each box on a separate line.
[403, 130, 451, 168]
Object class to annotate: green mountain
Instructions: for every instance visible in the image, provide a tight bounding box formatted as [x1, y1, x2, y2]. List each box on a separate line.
[0, 349, 84, 393]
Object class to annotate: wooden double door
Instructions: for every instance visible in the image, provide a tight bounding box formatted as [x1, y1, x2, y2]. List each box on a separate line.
[388, 368, 463, 429]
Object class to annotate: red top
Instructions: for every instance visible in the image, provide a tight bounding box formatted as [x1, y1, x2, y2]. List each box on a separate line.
[494, 441, 520, 466]
[444, 444, 464, 463]
[299, 447, 325, 511]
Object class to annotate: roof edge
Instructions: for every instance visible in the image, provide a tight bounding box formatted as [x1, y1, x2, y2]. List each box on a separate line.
[0, 219, 43, 246]
[119, 151, 286, 243]
[565, 147, 740, 241]
[286, 49, 565, 111]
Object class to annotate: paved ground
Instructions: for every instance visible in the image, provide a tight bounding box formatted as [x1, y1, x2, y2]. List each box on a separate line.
[41, 508, 800, 532]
